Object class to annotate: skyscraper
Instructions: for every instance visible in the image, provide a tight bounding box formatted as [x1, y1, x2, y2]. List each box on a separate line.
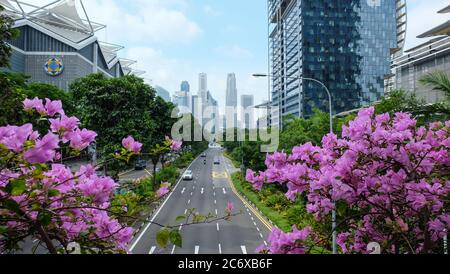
[268, 0, 406, 126]
[181, 81, 190, 93]
[241, 95, 254, 130]
[199, 73, 208, 101]
[225, 73, 238, 129]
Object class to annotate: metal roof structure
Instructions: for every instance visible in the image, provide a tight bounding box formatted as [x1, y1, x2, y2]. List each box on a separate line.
[0, 0, 145, 76]
[417, 21, 450, 39]
[438, 5, 450, 14]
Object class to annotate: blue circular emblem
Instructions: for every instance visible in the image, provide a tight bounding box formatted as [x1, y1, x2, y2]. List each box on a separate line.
[44, 57, 64, 76]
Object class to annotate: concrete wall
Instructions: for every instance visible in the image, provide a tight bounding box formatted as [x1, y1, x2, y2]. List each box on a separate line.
[24, 54, 93, 91]
[395, 50, 450, 103]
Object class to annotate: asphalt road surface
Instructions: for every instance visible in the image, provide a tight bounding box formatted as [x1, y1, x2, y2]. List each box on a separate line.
[129, 148, 271, 254]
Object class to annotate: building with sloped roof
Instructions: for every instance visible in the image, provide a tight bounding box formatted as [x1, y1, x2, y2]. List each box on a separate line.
[0, 0, 144, 90]
[390, 5, 450, 103]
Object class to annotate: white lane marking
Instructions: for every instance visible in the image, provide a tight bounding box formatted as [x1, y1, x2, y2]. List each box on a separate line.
[256, 227, 260, 232]
[214, 200, 217, 205]
[215, 209, 218, 215]
[188, 199, 191, 204]
[181, 187, 186, 194]
[171, 245, 176, 254]
[216, 223, 220, 231]
[251, 217, 254, 221]
[179, 224, 183, 231]
[223, 188, 227, 194]
[248, 212, 252, 216]
[260, 233, 264, 239]
[253, 222, 257, 226]
[264, 241, 268, 246]
[130, 154, 201, 251]
[213, 192, 216, 197]
[190, 192, 193, 196]
[33, 239, 38, 243]
[218, 244, 222, 254]
[201, 188, 204, 195]
[149, 246, 156, 254]
[184, 209, 188, 214]
[241, 246, 247, 254]
[195, 246, 200, 254]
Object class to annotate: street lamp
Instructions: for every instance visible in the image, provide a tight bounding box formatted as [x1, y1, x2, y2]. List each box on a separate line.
[252, 73, 337, 254]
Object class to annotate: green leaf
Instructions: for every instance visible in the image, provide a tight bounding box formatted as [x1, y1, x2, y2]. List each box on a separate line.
[175, 215, 186, 222]
[37, 211, 52, 227]
[0, 226, 7, 234]
[48, 189, 60, 197]
[6, 179, 26, 196]
[3, 199, 20, 213]
[156, 229, 171, 248]
[170, 230, 182, 248]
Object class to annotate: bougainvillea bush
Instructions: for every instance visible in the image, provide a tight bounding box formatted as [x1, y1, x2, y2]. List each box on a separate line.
[247, 107, 450, 254]
[0, 98, 149, 254]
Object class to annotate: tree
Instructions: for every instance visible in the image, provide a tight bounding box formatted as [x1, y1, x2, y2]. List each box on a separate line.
[420, 71, 450, 99]
[70, 74, 158, 158]
[375, 89, 450, 125]
[248, 107, 450, 254]
[0, 5, 18, 68]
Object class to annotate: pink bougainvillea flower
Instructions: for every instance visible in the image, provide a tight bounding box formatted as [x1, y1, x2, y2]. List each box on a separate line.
[122, 136, 143, 154]
[24, 132, 59, 164]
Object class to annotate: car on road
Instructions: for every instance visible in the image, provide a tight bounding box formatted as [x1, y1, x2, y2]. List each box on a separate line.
[214, 157, 220, 165]
[201, 153, 207, 158]
[134, 160, 147, 170]
[182, 170, 193, 180]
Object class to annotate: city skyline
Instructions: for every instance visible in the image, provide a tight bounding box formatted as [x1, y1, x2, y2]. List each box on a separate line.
[82, 0, 448, 112]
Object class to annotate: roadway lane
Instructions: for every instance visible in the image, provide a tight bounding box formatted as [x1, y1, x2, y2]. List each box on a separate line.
[129, 148, 271, 254]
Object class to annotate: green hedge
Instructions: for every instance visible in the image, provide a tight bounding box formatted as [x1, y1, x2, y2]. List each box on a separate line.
[231, 172, 291, 232]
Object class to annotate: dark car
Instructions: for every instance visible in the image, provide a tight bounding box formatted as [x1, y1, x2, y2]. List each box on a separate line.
[135, 160, 147, 170]
[201, 153, 207, 158]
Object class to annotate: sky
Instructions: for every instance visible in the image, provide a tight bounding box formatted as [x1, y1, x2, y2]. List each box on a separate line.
[20, 0, 450, 110]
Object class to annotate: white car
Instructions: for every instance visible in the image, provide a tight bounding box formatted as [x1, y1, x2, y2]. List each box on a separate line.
[182, 170, 193, 181]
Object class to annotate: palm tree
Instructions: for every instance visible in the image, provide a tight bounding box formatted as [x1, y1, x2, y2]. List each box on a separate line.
[420, 71, 450, 99]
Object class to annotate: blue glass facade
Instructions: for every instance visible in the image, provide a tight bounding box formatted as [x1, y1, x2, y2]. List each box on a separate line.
[269, 0, 399, 120]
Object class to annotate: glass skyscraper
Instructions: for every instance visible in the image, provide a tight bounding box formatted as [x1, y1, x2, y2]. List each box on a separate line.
[268, 0, 406, 124]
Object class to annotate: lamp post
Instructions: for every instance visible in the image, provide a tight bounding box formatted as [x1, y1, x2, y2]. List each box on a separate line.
[252, 73, 337, 254]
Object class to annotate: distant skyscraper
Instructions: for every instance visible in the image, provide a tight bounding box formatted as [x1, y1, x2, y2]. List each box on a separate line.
[225, 73, 238, 129]
[181, 81, 190, 93]
[268, 0, 406, 127]
[199, 73, 208, 101]
[154, 85, 171, 102]
[241, 95, 254, 130]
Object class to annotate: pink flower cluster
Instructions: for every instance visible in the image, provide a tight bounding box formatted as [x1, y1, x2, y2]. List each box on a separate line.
[0, 98, 134, 253]
[122, 136, 143, 154]
[258, 226, 313, 254]
[247, 107, 450, 254]
[166, 136, 183, 152]
[23, 97, 64, 117]
[156, 182, 171, 198]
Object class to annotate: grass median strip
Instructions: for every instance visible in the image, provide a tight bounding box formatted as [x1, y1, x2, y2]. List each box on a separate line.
[230, 172, 291, 232]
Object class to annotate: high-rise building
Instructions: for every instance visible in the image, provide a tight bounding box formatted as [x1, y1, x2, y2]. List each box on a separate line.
[241, 95, 254, 130]
[181, 81, 190, 93]
[154, 85, 171, 102]
[225, 73, 238, 129]
[268, 0, 406, 126]
[199, 73, 208, 101]
[390, 5, 450, 104]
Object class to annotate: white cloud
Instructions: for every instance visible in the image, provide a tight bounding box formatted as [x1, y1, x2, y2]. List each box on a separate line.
[404, 0, 449, 49]
[84, 0, 201, 44]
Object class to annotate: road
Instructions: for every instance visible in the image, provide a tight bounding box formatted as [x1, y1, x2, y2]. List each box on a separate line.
[129, 148, 271, 254]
